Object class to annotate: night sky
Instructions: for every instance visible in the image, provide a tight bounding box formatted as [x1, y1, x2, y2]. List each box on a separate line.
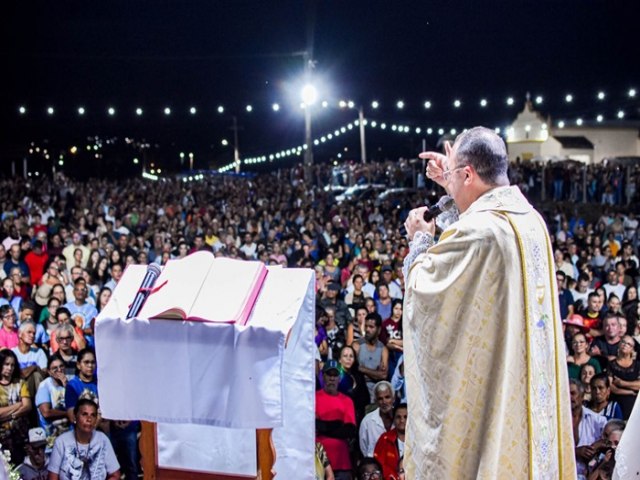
[2, 0, 639, 176]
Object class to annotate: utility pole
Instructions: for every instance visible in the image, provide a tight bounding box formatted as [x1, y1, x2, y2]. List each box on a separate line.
[231, 115, 241, 173]
[359, 106, 367, 163]
[303, 51, 314, 183]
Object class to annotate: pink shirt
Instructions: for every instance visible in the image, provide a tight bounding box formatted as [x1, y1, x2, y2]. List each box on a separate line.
[0, 328, 19, 349]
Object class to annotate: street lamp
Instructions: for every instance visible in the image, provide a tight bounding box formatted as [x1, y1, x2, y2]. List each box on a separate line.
[302, 82, 317, 181]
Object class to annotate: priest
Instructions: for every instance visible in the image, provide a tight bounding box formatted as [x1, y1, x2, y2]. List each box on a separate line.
[402, 127, 576, 479]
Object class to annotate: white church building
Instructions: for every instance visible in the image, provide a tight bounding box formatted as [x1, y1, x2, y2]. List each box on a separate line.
[505, 100, 640, 164]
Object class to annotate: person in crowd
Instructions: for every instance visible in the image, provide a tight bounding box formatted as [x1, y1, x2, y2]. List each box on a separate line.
[50, 308, 85, 357]
[65, 348, 99, 424]
[359, 381, 395, 458]
[557, 270, 575, 320]
[378, 299, 403, 382]
[335, 345, 370, 426]
[63, 279, 97, 347]
[374, 283, 392, 320]
[590, 314, 622, 366]
[380, 265, 402, 300]
[48, 398, 120, 480]
[324, 305, 347, 360]
[96, 286, 112, 313]
[373, 403, 407, 480]
[17, 427, 48, 480]
[609, 334, 640, 420]
[579, 292, 606, 338]
[355, 457, 383, 480]
[581, 364, 597, 403]
[4, 243, 30, 284]
[588, 373, 623, 420]
[571, 378, 607, 479]
[622, 284, 639, 333]
[0, 349, 32, 464]
[11, 320, 47, 399]
[315, 441, 335, 480]
[316, 359, 357, 480]
[349, 305, 369, 346]
[603, 269, 626, 302]
[0, 304, 19, 349]
[353, 313, 389, 401]
[571, 273, 594, 310]
[567, 332, 601, 379]
[344, 274, 370, 311]
[35, 354, 70, 451]
[320, 281, 352, 330]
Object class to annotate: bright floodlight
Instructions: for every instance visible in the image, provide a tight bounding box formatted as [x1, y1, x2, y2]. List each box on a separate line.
[535, 96, 543, 104]
[136, 107, 143, 116]
[438, 128, 444, 135]
[18, 106, 26, 114]
[396, 100, 404, 109]
[596, 114, 603, 122]
[78, 107, 85, 115]
[427, 128, 433, 134]
[217, 106, 224, 114]
[506, 97, 514, 106]
[525, 124, 531, 132]
[301, 84, 318, 105]
[558, 120, 565, 128]
[47, 107, 54, 115]
[617, 110, 625, 119]
[221, 139, 229, 146]
[164, 107, 171, 115]
[453, 100, 461, 108]
[190, 107, 197, 114]
[629, 88, 637, 98]
[480, 99, 488, 107]
[597, 91, 605, 100]
[108, 107, 115, 116]
[450, 128, 457, 135]
[321, 101, 328, 108]
[272, 103, 280, 112]
[576, 118, 583, 126]
[246, 105, 253, 112]
[565, 94, 573, 103]
[494, 127, 501, 134]
[371, 100, 379, 109]
[424, 101, 432, 109]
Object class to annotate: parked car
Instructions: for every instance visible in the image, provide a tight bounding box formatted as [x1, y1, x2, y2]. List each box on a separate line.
[335, 183, 387, 204]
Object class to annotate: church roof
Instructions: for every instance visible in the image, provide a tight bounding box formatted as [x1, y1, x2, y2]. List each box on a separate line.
[552, 136, 594, 149]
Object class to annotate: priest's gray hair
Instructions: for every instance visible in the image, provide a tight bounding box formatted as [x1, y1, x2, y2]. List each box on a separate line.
[454, 126, 509, 186]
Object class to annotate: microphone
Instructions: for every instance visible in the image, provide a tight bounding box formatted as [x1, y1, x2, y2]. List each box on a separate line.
[126, 263, 162, 319]
[400, 195, 455, 236]
[423, 195, 455, 222]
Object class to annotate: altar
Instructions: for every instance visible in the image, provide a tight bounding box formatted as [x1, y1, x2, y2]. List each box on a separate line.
[95, 264, 316, 479]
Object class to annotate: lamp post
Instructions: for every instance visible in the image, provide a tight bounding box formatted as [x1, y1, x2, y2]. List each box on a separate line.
[302, 51, 317, 183]
[358, 106, 367, 164]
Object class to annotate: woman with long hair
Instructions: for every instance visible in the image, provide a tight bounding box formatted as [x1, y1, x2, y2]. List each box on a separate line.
[0, 349, 32, 464]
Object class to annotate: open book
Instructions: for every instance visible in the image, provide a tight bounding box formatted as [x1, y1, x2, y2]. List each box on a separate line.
[137, 251, 268, 325]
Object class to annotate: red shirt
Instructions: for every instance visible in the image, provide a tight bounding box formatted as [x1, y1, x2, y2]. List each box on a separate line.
[25, 251, 49, 286]
[316, 389, 355, 471]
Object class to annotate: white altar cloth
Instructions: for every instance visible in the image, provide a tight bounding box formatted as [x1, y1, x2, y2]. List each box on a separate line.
[95, 265, 316, 478]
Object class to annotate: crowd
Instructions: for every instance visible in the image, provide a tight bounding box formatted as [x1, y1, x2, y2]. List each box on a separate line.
[0, 156, 637, 479]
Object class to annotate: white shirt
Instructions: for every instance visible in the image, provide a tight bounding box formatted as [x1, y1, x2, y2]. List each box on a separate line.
[359, 408, 387, 457]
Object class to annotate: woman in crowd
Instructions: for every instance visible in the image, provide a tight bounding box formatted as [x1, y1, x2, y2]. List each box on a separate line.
[580, 364, 597, 403]
[65, 348, 99, 424]
[50, 308, 85, 355]
[97, 287, 112, 313]
[336, 345, 370, 425]
[379, 299, 403, 382]
[622, 284, 639, 333]
[0, 349, 32, 464]
[609, 334, 640, 419]
[567, 332, 602, 379]
[35, 354, 70, 449]
[91, 257, 110, 293]
[48, 398, 120, 480]
[2, 276, 22, 316]
[39, 284, 67, 323]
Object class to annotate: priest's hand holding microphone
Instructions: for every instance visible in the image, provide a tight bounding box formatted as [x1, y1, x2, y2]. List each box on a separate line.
[403, 140, 454, 241]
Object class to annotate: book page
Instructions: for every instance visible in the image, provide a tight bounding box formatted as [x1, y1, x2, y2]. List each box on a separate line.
[189, 258, 267, 323]
[139, 251, 214, 319]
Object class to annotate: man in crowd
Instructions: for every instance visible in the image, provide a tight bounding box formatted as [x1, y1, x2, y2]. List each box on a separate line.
[570, 379, 607, 478]
[374, 403, 407, 480]
[590, 314, 622, 364]
[403, 127, 575, 477]
[315, 359, 356, 480]
[359, 381, 395, 458]
[353, 313, 389, 401]
[556, 270, 575, 320]
[578, 291, 605, 338]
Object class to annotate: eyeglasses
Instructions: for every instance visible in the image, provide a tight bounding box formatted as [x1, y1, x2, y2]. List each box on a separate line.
[442, 165, 467, 182]
[361, 471, 382, 480]
[621, 341, 635, 347]
[58, 336, 73, 341]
